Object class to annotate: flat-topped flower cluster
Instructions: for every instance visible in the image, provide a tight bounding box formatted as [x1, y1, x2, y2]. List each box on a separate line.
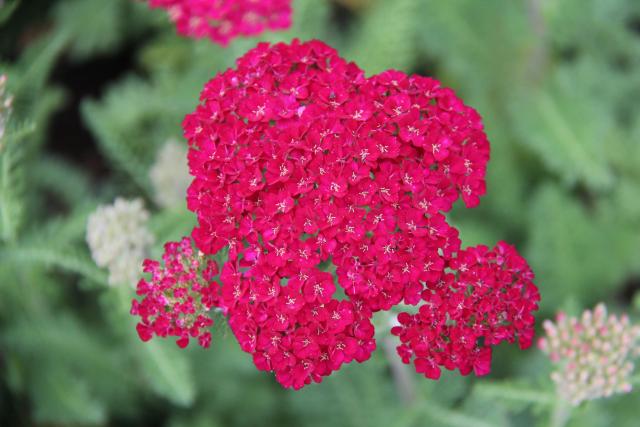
[132, 237, 220, 348]
[539, 304, 640, 405]
[147, 0, 291, 45]
[87, 198, 154, 286]
[132, 39, 539, 389]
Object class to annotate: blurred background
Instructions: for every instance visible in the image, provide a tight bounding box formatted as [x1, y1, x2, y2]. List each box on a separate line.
[1, 0, 640, 425]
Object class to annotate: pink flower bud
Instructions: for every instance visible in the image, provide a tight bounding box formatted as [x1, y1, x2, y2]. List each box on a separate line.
[540, 303, 640, 405]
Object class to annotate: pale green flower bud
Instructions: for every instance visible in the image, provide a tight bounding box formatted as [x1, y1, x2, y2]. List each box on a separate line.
[149, 140, 190, 208]
[86, 198, 154, 286]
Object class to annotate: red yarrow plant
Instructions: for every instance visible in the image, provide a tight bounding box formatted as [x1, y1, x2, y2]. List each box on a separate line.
[132, 39, 540, 389]
[147, 0, 291, 45]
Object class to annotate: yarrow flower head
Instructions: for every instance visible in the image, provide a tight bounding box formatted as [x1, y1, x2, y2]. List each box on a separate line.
[147, 0, 291, 45]
[539, 304, 640, 405]
[132, 237, 220, 348]
[150, 139, 191, 208]
[0, 74, 13, 144]
[87, 198, 154, 286]
[132, 39, 540, 389]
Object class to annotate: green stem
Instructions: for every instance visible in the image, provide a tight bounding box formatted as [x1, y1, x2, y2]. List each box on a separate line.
[525, 0, 549, 82]
[549, 397, 572, 427]
[3, 246, 108, 286]
[381, 334, 416, 405]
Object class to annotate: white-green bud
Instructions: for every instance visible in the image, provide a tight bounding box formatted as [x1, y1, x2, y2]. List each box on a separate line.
[149, 139, 190, 208]
[86, 198, 154, 286]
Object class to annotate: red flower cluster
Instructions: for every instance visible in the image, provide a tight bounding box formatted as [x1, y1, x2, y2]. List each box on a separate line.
[131, 237, 220, 348]
[147, 0, 291, 45]
[132, 39, 540, 389]
[224, 267, 376, 389]
[392, 242, 538, 380]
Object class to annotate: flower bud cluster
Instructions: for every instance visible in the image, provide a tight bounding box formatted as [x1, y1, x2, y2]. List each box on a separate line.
[86, 198, 154, 286]
[539, 304, 640, 405]
[150, 140, 191, 209]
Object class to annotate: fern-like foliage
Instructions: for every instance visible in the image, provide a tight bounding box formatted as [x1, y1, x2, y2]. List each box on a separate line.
[81, 78, 159, 194]
[30, 155, 92, 207]
[343, 0, 419, 74]
[51, 0, 154, 61]
[0, 122, 34, 242]
[510, 66, 616, 192]
[3, 244, 108, 286]
[526, 185, 637, 312]
[137, 339, 196, 407]
[0, 0, 19, 25]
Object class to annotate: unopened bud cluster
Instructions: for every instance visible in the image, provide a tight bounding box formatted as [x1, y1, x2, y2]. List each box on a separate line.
[0, 74, 13, 143]
[86, 198, 154, 286]
[149, 140, 190, 209]
[539, 303, 640, 405]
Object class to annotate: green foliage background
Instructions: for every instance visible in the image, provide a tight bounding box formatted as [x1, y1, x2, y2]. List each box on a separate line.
[1, 0, 640, 426]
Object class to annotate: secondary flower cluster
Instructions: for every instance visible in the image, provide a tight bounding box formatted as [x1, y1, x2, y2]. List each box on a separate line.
[391, 242, 538, 379]
[150, 139, 191, 208]
[87, 198, 154, 286]
[0, 74, 13, 143]
[132, 237, 220, 348]
[147, 0, 291, 45]
[539, 304, 640, 405]
[132, 39, 539, 389]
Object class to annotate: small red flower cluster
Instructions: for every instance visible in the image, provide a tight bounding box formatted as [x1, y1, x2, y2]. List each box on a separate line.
[132, 39, 540, 389]
[392, 243, 538, 379]
[147, 0, 291, 45]
[131, 237, 220, 349]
